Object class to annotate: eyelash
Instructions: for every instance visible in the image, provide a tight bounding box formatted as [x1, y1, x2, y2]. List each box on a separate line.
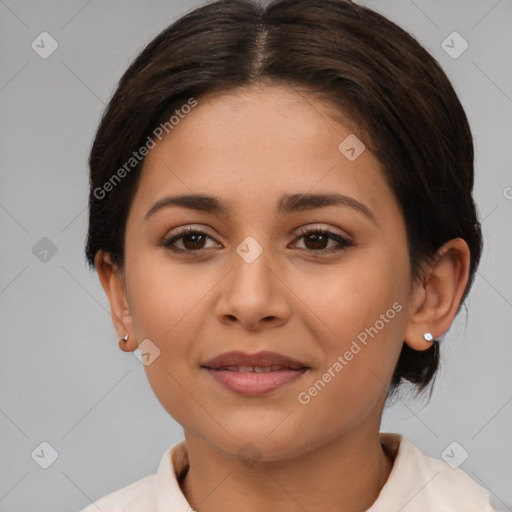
[160, 226, 354, 255]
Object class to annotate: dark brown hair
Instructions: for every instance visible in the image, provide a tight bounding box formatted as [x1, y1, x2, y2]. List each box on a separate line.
[85, 0, 483, 400]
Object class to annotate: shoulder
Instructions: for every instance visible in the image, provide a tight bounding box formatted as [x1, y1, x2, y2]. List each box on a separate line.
[370, 433, 497, 512]
[77, 473, 157, 512]
[77, 441, 190, 512]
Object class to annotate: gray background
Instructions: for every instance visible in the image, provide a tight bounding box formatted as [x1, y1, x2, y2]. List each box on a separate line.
[0, 1, 511, 511]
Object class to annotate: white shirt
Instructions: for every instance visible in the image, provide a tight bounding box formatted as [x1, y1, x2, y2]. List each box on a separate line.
[78, 432, 496, 511]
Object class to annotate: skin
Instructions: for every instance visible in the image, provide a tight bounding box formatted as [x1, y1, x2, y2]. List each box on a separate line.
[95, 83, 470, 512]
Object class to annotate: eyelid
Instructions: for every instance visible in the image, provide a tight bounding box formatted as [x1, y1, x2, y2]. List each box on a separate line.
[162, 225, 222, 250]
[165, 224, 216, 238]
[161, 223, 353, 254]
[164, 223, 348, 241]
[290, 225, 353, 252]
[295, 223, 349, 238]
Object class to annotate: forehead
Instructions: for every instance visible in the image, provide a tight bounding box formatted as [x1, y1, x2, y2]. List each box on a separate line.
[130, 83, 395, 220]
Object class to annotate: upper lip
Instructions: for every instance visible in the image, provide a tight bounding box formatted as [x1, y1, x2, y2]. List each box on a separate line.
[202, 351, 309, 370]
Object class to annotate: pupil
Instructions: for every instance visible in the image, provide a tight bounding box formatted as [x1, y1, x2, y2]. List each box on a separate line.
[184, 234, 205, 250]
[307, 233, 326, 250]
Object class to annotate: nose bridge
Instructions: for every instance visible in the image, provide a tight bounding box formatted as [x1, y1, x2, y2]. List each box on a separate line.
[231, 234, 275, 304]
[216, 233, 290, 328]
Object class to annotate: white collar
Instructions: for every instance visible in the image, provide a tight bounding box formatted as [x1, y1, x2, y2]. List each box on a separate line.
[153, 432, 495, 511]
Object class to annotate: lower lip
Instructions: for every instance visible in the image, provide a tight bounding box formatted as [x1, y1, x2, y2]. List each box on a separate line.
[203, 367, 309, 396]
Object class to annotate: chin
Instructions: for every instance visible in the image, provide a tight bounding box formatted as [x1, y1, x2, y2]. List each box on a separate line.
[204, 428, 311, 463]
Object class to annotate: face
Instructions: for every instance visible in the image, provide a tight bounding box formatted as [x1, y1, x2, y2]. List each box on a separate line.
[107, 83, 417, 460]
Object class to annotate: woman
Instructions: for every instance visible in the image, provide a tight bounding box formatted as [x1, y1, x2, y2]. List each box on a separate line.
[80, 0, 496, 510]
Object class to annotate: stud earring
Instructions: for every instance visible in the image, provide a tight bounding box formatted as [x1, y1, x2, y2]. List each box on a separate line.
[423, 332, 434, 343]
[121, 334, 129, 343]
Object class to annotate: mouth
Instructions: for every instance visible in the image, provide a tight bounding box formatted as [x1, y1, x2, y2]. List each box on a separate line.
[202, 367, 309, 396]
[200, 350, 310, 396]
[201, 350, 309, 370]
[204, 365, 308, 373]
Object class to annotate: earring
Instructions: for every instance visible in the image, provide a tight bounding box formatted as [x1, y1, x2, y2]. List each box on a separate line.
[121, 334, 129, 343]
[423, 332, 434, 343]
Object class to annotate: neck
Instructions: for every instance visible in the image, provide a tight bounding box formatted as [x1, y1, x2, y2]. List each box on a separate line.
[179, 427, 394, 512]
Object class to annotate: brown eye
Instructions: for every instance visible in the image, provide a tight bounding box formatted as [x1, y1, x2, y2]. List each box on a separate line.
[181, 232, 207, 250]
[293, 228, 353, 254]
[160, 226, 353, 256]
[303, 231, 329, 250]
[161, 228, 218, 253]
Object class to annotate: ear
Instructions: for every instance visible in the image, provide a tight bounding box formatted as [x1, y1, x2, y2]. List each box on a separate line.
[94, 250, 138, 352]
[403, 238, 471, 351]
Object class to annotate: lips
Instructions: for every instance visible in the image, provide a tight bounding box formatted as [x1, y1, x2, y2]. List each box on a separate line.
[201, 351, 310, 396]
[201, 350, 309, 370]
[212, 365, 293, 373]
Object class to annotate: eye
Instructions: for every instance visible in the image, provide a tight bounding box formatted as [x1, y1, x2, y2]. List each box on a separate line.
[291, 226, 354, 254]
[159, 225, 354, 255]
[160, 227, 219, 253]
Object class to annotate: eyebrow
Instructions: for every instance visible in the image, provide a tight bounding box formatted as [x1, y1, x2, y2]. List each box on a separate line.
[144, 192, 377, 225]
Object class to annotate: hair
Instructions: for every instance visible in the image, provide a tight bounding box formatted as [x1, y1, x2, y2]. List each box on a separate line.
[85, 0, 483, 400]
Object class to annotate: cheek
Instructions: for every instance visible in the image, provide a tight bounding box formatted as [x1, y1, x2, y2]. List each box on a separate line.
[123, 248, 222, 399]
[301, 249, 409, 400]
[296, 284, 407, 442]
[299, 245, 408, 341]
[125, 263, 208, 428]
[125, 247, 212, 339]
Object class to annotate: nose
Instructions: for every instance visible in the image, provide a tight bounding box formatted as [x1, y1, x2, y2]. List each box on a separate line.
[214, 241, 291, 331]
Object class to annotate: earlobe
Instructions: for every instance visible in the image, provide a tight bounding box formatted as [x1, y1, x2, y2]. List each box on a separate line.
[94, 251, 138, 351]
[403, 238, 470, 352]
[118, 331, 137, 352]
